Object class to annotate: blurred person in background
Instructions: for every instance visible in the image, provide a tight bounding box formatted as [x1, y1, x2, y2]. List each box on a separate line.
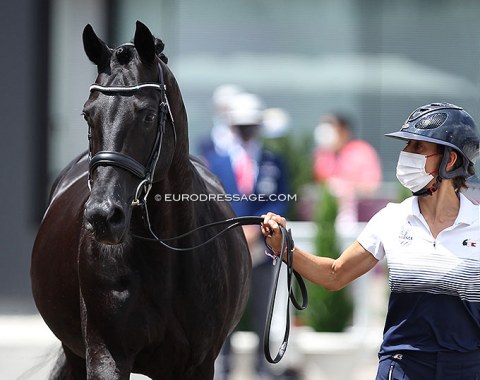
[263, 103, 480, 380]
[205, 92, 290, 380]
[198, 84, 243, 159]
[261, 107, 291, 142]
[313, 113, 382, 232]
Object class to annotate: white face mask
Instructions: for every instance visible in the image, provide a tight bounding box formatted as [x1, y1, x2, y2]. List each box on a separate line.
[314, 122, 339, 150]
[396, 151, 436, 192]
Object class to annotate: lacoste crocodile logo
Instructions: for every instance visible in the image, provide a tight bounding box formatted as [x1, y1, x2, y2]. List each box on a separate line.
[463, 239, 477, 248]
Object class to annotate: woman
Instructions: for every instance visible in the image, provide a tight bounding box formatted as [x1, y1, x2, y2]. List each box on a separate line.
[262, 103, 480, 379]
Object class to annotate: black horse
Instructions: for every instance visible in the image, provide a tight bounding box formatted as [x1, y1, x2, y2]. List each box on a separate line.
[31, 21, 251, 380]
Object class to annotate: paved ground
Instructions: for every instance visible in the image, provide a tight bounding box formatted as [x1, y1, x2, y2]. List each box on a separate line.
[0, 271, 387, 380]
[0, 314, 381, 380]
[0, 312, 149, 380]
[0, 317, 149, 379]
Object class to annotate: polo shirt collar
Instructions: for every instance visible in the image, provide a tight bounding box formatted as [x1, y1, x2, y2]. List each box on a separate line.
[456, 193, 477, 226]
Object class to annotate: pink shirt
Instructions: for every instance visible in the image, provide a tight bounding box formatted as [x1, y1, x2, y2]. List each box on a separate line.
[314, 139, 382, 226]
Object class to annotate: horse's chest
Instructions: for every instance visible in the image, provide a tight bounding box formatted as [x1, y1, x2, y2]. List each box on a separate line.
[79, 247, 141, 306]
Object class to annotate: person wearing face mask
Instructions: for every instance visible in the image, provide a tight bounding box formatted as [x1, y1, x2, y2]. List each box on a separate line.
[261, 103, 480, 380]
[198, 84, 243, 160]
[205, 92, 289, 380]
[313, 113, 382, 231]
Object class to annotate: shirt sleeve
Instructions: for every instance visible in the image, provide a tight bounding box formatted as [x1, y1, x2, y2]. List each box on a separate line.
[357, 205, 391, 261]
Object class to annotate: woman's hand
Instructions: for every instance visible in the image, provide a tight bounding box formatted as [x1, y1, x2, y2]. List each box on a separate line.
[261, 212, 287, 255]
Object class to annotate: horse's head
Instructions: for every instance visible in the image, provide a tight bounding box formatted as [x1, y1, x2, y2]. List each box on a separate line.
[82, 21, 180, 245]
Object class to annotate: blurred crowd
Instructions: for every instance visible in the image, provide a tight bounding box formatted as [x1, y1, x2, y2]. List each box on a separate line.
[198, 84, 383, 231]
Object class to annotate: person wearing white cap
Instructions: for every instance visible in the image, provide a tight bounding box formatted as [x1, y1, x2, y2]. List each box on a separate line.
[198, 84, 243, 159]
[205, 92, 290, 380]
[261, 107, 291, 140]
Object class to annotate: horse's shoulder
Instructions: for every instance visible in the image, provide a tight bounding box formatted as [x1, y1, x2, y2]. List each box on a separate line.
[49, 151, 89, 204]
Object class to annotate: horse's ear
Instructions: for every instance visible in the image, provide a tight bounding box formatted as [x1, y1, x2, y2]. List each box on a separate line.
[83, 24, 111, 68]
[134, 21, 156, 64]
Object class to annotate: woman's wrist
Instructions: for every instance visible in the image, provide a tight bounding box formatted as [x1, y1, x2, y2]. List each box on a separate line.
[266, 244, 296, 256]
[266, 243, 282, 256]
[264, 245, 296, 265]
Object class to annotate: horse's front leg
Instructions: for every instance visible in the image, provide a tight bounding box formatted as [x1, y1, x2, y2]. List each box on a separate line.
[80, 291, 136, 380]
[78, 241, 142, 380]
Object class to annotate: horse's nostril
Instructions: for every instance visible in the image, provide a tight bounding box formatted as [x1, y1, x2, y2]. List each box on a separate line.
[84, 202, 125, 231]
[84, 205, 97, 226]
[108, 206, 125, 227]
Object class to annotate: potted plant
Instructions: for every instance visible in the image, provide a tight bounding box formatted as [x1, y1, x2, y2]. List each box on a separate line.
[302, 185, 353, 332]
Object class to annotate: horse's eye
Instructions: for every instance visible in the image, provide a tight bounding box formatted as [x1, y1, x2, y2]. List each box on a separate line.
[144, 113, 157, 123]
[82, 112, 93, 126]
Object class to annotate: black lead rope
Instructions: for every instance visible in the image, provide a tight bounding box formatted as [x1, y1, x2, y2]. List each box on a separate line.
[263, 224, 308, 363]
[131, 214, 308, 363]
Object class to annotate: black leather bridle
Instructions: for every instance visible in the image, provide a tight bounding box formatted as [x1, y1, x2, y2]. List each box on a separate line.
[87, 63, 176, 205]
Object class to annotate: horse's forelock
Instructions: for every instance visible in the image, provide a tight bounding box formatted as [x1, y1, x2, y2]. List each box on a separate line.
[111, 41, 167, 70]
[113, 44, 135, 66]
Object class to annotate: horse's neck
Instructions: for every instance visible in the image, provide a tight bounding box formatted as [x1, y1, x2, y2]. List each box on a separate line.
[147, 162, 195, 237]
[150, 80, 196, 236]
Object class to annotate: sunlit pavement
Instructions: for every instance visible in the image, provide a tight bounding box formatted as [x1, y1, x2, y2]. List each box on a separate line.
[0, 314, 381, 380]
[0, 315, 147, 380]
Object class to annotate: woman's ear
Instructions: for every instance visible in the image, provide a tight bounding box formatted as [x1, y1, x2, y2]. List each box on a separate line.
[446, 150, 458, 172]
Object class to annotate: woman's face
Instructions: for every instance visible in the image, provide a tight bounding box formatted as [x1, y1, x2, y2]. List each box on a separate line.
[234, 124, 259, 142]
[403, 140, 442, 174]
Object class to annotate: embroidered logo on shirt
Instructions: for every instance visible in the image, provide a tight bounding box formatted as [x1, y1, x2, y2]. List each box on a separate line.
[398, 223, 413, 246]
[463, 239, 477, 248]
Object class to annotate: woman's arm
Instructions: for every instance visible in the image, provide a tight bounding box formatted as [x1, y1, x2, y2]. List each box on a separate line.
[262, 212, 379, 291]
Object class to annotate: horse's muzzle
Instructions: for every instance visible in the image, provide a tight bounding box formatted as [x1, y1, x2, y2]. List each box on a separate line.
[84, 199, 127, 245]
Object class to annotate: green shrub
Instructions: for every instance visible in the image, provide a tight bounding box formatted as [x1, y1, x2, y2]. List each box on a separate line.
[263, 133, 314, 219]
[302, 185, 354, 332]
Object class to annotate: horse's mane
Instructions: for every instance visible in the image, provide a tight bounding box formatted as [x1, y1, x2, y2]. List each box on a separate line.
[154, 38, 169, 64]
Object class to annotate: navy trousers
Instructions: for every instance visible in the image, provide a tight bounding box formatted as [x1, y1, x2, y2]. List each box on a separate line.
[376, 351, 480, 380]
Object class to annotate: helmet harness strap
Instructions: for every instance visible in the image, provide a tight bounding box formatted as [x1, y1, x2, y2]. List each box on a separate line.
[412, 176, 442, 197]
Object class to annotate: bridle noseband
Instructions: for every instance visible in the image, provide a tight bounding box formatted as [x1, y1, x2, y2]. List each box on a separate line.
[87, 63, 176, 205]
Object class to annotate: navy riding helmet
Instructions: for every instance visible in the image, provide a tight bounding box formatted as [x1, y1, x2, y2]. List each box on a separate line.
[386, 102, 480, 179]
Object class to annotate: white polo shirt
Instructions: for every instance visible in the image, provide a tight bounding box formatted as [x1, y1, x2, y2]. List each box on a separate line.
[358, 193, 480, 354]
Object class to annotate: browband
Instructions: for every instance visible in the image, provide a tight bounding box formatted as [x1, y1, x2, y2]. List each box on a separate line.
[89, 83, 166, 93]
